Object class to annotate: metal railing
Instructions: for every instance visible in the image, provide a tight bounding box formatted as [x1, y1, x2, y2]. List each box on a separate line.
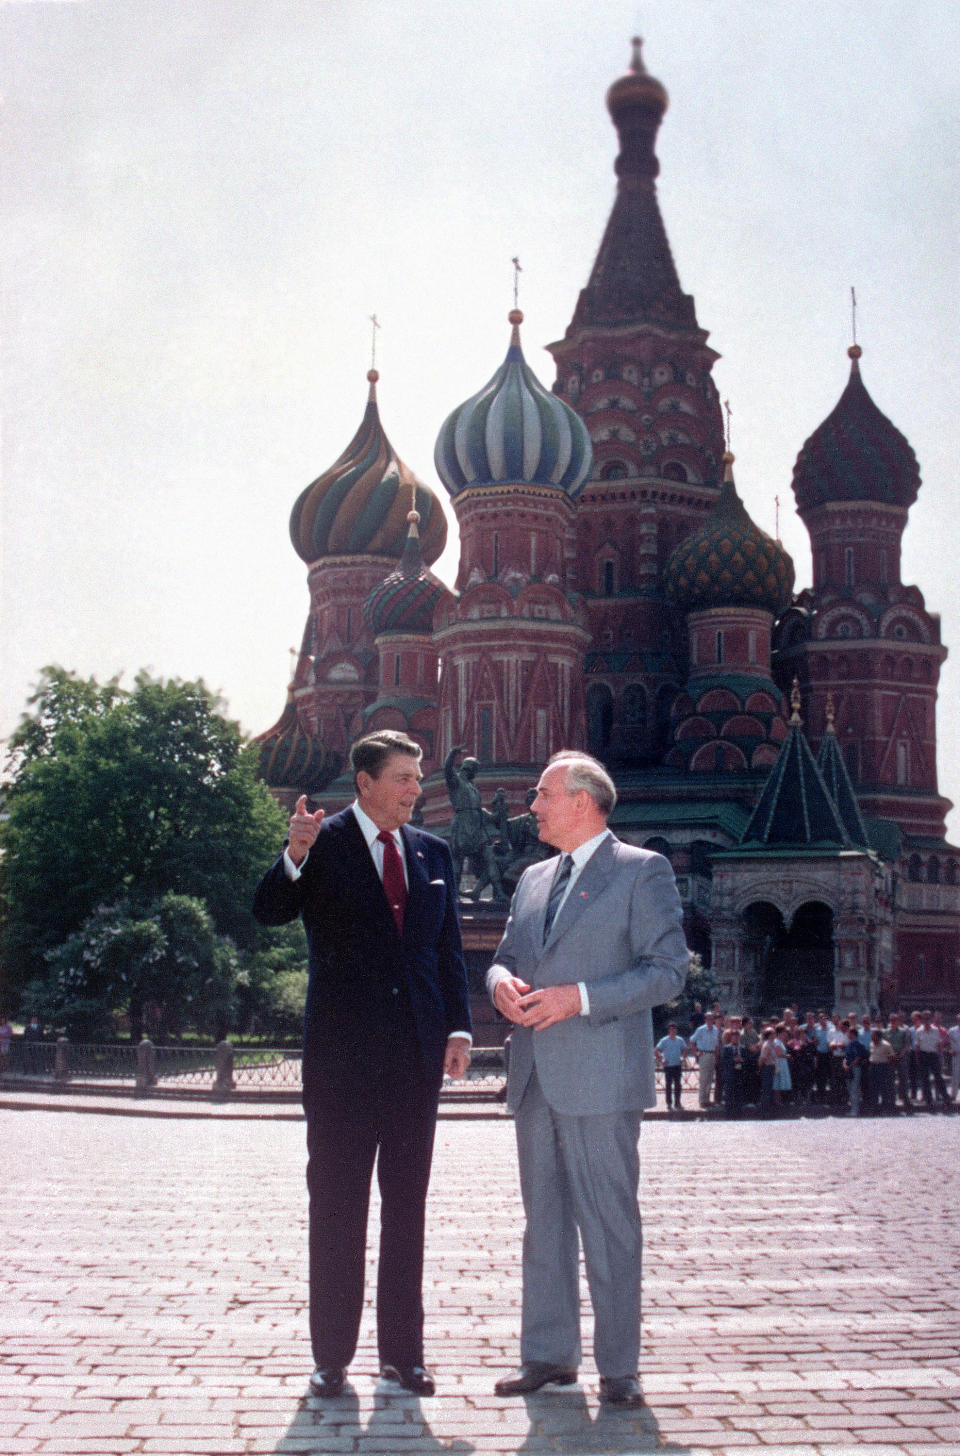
[1, 1036, 712, 1103]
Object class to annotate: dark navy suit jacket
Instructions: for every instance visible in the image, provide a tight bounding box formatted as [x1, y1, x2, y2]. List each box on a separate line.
[253, 808, 471, 1103]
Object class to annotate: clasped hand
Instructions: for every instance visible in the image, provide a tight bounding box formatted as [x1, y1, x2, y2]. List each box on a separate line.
[493, 976, 582, 1030]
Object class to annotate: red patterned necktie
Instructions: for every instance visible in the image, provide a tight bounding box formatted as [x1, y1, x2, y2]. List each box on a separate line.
[377, 830, 407, 935]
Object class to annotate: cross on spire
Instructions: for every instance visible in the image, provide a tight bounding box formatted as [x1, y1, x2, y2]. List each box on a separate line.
[511, 256, 522, 310]
[369, 313, 380, 371]
[723, 399, 733, 452]
[850, 286, 857, 347]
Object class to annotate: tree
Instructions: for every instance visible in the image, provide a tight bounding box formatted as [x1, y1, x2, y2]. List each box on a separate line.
[1, 667, 289, 1008]
[653, 952, 720, 1039]
[5, 665, 124, 771]
[34, 894, 242, 1042]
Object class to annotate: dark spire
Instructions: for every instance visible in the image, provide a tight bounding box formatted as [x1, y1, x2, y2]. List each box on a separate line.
[816, 696, 870, 848]
[741, 683, 851, 847]
[567, 39, 698, 333]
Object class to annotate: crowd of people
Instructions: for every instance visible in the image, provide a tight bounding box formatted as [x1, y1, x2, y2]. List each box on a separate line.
[655, 1002, 960, 1118]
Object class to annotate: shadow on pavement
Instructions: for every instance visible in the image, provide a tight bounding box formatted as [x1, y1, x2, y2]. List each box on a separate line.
[272, 1379, 687, 1455]
[273, 1382, 474, 1454]
[515, 1386, 680, 1453]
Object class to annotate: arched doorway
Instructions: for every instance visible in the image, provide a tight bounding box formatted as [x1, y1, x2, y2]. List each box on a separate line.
[742, 900, 834, 1017]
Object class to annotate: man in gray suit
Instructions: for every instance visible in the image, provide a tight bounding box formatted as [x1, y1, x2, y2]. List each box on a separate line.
[486, 751, 689, 1408]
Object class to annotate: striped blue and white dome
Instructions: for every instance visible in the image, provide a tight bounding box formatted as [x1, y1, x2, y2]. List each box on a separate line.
[434, 311, 593, 499]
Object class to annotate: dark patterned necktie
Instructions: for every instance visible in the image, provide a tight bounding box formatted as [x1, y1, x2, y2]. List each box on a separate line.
[543, 854, 573, 942]
[377, 830, 407, 935]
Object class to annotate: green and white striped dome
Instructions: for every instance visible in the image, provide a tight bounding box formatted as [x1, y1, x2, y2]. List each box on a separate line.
[434, 312, 592, 498]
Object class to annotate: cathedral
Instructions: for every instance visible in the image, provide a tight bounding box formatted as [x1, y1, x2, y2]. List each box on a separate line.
[256, 39, 959, 1022]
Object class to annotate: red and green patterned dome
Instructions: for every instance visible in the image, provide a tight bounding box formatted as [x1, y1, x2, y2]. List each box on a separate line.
[364, 513, 449, 636]
[665, 454, 795, 616]
[792, 347, 921, 514]
[255, 692, 339, 794]
[290, 371, 447, 566]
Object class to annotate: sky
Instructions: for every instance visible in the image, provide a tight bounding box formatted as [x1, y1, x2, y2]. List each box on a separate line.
[2, 0, 959, 833]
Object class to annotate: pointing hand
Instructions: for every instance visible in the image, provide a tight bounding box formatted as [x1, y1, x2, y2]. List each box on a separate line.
[288, 794, 324, 866]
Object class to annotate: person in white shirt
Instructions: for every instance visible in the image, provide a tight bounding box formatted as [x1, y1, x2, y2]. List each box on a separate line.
[689, 1011, 721, 1108]
[947, 1012, 960, 1102]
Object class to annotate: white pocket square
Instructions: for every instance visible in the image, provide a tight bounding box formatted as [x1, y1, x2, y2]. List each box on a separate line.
[429, 878, 446, 886]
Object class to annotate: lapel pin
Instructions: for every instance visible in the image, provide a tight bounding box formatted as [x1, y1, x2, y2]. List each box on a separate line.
[417, 851, 424, 859]
[580, 891, 589, 899]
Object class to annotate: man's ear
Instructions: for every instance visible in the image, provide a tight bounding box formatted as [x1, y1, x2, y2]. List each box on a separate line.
[356, 770, 372, 799]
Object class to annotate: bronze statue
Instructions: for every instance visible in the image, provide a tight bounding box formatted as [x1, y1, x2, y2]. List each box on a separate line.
[443, 747, 508, 904]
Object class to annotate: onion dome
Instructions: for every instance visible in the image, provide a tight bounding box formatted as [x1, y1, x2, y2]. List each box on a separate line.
[364, 507, 448, 636]
[606, 36, 669, 176]
[664, 453, 795, 615]
[792, 346, 921, 513]
[434, 311, 593, 499]
[289, 370, 447, 565]
[255, 692, 339, 795]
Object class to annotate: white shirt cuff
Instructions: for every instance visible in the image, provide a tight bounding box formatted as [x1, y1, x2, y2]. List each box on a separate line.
[448, 1031, 472, 1045]
[283, 847, 306, 880]
[578, 981, 590, 1016]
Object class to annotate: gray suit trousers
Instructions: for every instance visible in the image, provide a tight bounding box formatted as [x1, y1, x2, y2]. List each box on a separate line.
[514, 1069, 642, 1378]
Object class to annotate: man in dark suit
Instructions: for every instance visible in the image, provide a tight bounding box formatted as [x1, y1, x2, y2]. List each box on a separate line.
[253, 730, 472, 1398]
[487, 751, 688, 1408]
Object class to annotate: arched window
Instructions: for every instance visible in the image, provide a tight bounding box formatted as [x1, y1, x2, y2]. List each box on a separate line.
[662, 461, 688, 482]
[896, 741, 910, 785]
[601, 460, 627, 480]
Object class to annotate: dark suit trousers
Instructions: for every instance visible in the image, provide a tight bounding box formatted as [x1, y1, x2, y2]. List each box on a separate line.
[305, 1049, 439, 1371]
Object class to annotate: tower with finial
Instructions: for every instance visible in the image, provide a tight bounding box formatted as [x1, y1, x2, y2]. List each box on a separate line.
[545, 37, 726, 766]
[662, 448, 794, 773]
[256, 356, 449, 794]
[361, 462, 454, 751]
[429, 304, 592, 785]
[775, 324, 948, 840]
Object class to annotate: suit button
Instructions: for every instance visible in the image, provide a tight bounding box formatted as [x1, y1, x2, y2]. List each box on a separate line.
[392, 987, 399, 996]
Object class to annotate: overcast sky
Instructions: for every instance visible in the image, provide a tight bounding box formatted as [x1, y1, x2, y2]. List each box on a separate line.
[3, 0, 959, 834]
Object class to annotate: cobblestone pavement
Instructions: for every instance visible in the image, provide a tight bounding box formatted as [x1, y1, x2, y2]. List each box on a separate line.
[2, 1102, 959, 1456]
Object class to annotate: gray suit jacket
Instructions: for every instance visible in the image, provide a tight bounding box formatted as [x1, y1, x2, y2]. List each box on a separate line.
[486, 832, 689, 1116]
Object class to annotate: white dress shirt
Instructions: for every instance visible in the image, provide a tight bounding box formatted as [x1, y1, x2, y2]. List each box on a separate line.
[546, 828, 612, 1017]
[285, 801, 470, 1044]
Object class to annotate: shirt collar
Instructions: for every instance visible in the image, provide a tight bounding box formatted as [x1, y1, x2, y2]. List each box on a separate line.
[352, 800, 402, 853]
[567, 827, 611, 872]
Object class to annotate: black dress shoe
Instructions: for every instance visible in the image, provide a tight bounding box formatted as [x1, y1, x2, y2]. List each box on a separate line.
[380, 1364, 436, 1396]
[494, 1362, 578, 1395]
[599, 1374, 644, 1408]
[309, 1366, 346, 1397]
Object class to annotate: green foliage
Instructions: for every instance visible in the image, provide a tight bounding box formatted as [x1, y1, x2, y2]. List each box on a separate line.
[1, 666, 288, 1013]
[258, 966, 310, 1042]
[33, 893, 242, 1041]
[233, 921, 309, 1041]
[653, 952, 721, 1039]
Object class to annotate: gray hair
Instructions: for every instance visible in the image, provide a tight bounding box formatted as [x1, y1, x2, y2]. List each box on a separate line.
[547, 750, 617, 816]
